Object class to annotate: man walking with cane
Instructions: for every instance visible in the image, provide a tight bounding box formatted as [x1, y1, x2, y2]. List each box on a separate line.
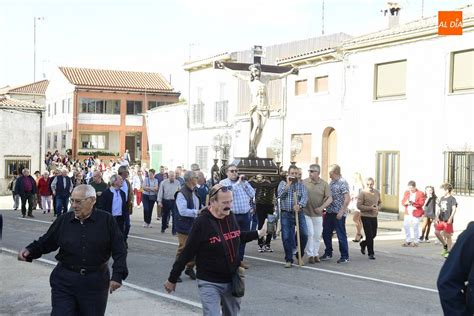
[277, 165, 308, 268]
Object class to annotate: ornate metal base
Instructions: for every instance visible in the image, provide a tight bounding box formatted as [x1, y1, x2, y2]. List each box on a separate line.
[231, 157, 281, 182]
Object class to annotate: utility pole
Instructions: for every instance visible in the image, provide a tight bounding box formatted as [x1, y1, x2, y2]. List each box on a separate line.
[33, 16, 44, 103]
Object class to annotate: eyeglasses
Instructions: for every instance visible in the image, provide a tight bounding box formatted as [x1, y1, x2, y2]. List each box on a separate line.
[70, 197, 92, 204]
[228, 169, 238, 173]
[209, 185, 233, 198]
[308, 170, 319, 173]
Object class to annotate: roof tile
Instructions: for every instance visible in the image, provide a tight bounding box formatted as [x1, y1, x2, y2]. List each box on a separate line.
[59, 67, 175, 93]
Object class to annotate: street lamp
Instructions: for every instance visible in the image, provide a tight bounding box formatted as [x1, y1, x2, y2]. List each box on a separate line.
[220, 132, 232, 163]
[290, 135, 303, 166]
[270, 138, 282, 171]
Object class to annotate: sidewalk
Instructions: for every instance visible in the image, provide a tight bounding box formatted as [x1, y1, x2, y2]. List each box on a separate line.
[0, 251, 199, 315]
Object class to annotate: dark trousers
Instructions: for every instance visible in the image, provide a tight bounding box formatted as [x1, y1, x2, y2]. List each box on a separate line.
[161, 199, 174, 231]
[171, 207, 177, 235]
[360, 216, 378, 256]
[421, 217, 433, 240]
[55, 195, 70, 216]
[322, 213, 349, 259]
[20, 192, 34, 216]
[114, 215, 125, 238]
[142, 194, 155, 225]
[50, 264, 109, 316]
[124, 210, 130, 241]
[235, 213, 251, 261]
[256, 203, 273, 247]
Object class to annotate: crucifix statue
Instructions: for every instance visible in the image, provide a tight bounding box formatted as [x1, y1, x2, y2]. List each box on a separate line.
[215, 45, 298, 158]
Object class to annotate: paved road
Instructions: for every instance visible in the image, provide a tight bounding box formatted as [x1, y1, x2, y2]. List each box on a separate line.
[1, 208, 445, 315]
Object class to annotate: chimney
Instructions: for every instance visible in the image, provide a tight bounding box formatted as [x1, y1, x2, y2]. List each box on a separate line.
[382, 2, 401, 28]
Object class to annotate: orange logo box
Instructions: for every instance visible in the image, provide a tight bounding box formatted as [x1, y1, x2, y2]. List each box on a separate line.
[438, 11, 463, 35]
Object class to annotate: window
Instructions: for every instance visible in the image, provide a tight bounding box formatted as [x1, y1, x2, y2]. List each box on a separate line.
[47, 133, 51, 148]
[192, 103, 204, 124]
[47, 104, 50, 117]
[68, 98, 72, 113]
[451, 49, 474, 92]
[61, 132, 66, 149]
[215, 100, 228, 122]
[126, 101, 143, 115]
[374, 60, 407, 99]
[295, 80, 307, 96]
[79, 98, 120, 114]
[149, 101, 172, 110]
[54, 102, 57, 115]
[53, 133, 58, 148]
[444, 151, 474, 195]
[62, 99, 66, 113]
[5, 159, 30, 177]
[195, 146, 208, 172]
[315, 76, 329, 93]
[80, 134, 107, 149]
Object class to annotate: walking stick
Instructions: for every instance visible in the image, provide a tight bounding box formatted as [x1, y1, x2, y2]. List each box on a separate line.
[293, 190, 303, 266]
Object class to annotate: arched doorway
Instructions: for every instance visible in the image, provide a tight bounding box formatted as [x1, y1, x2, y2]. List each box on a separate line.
[322, 127, 337, 181]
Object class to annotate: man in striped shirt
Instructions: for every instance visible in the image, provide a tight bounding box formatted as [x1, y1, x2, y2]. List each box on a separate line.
[220, 164, 255, 269]
[277, 165, 308, 268]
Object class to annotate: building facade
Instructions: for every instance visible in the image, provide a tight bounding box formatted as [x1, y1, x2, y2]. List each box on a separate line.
[147, 7, 473, 228]
[45, 67, 180, 163]
[0, 97, 45, 195]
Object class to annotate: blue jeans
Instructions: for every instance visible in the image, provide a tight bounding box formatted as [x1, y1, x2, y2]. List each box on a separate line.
[142, 194, 154, 224]
[250, 212, 258, 231]
[55, 195, 69, 216]
[322, 213, 349, 259]
[235, 213, 251, 261]
[281, 211, 308, 263]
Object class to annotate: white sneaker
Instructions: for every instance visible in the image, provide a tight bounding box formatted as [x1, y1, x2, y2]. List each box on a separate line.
[148, 224, 152, 228]
[143, 223, 148, 228]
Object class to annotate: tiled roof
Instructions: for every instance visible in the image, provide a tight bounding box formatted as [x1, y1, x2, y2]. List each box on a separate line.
[276, 47, 338, 64]
[344, 5, 474, 49]
[2, 80, 49, 95]
[59, 67, 176, 93]
[0, 96, 45, 110]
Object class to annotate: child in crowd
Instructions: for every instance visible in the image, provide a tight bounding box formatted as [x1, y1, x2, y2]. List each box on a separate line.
[434, 183, 457, 258]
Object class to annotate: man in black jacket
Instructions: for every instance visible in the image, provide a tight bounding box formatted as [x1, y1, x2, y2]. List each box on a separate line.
[18, 184, 127, 315]
[164, 184, 267, 315]
[14, 168, 37, 218]
[101, 174, 128, 237]
[437, 221, 474, 315]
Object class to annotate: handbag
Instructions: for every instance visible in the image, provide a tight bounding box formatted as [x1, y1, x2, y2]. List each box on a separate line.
[231, 267, 245, 297]
[209, 213, 245, 297]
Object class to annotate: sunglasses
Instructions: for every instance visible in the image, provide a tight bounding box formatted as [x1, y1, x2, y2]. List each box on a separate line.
[308, 170, 319, 173]
[228, 169, 238, 173]
[210, 185, 233, 198]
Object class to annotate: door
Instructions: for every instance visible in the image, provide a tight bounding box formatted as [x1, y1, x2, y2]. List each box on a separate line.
[125, 136, 135, 162]
[376, 151, 400, 213]
[321, 127, 337, 181]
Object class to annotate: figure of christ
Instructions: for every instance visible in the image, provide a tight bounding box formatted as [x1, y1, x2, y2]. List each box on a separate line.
[217, 62, 297, 157]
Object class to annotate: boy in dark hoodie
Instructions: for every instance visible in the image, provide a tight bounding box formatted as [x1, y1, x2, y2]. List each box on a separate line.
[164, 184, 267, 315]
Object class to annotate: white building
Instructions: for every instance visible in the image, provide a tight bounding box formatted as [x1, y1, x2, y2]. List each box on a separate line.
[0, 96, 45, 195]
[279, 6, 474, 226]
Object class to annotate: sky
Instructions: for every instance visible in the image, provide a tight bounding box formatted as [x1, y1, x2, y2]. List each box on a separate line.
[0, 0, 472, 94]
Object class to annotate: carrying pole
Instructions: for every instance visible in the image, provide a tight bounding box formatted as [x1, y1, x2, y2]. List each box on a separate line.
[293, 190, 303, 266]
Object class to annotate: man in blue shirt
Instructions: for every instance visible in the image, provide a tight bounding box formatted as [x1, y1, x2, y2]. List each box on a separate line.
[321, 164, 351, 263]
[277, 165, 308, 268]
[220, 164, 255, 269]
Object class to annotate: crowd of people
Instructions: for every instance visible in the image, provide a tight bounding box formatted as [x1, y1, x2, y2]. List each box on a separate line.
[10, 155, 470, 315]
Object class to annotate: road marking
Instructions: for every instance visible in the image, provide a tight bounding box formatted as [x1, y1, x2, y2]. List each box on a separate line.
[14, 217, 438, 293]
[1, 247, 202, 309]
